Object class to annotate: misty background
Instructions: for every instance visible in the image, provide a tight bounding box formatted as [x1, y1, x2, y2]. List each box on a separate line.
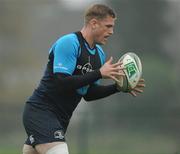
[0, 0, 180, 154]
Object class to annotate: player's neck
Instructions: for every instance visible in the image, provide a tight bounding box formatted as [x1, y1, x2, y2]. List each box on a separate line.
[80, 27, 95, 48]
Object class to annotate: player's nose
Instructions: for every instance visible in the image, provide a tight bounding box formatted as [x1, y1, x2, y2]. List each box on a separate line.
[109, 28, 114, 35]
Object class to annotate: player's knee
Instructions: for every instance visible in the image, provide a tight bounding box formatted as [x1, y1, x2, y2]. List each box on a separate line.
[45, 143, 69, 154]
[22, 144, 38, 154]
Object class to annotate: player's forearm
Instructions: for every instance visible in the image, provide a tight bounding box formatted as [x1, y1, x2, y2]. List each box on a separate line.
[83, 84, 119, 101]
[54, 70, 102, 91]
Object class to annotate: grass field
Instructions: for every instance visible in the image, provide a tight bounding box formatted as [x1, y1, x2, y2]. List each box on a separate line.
[0, 149, 19, 154]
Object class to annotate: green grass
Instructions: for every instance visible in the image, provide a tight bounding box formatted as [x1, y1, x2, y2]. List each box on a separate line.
[0, 149, 19, 154]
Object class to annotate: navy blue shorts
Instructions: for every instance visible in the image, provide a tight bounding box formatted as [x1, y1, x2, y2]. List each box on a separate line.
[23, 103, 66, 147]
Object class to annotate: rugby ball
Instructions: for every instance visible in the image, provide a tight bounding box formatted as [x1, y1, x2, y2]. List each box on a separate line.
[116, 52, 142, 90]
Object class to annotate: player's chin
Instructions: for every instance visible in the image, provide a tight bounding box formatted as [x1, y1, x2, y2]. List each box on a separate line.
[98, 40, 107, 45]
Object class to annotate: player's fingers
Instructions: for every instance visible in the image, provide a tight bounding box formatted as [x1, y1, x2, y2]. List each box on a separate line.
[132, 88, 144, 93]
[136, 83, 145, 88]
[129, 91, 137, 97]
[112, 61, 123, 68]
[110, 67, 125, 72]
[139, 78, 145, 82]
[111, 71, 125, 76]
[107, 57, 113, 64]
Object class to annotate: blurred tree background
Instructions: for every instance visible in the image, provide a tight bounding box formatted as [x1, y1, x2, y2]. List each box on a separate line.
[0, 0, 179, 154]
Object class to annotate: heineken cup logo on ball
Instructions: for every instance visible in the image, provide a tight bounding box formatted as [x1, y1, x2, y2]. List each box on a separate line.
[125, 62, 138, 79]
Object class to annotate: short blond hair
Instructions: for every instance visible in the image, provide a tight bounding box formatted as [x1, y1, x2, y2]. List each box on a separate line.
[84, 4, 116, 25]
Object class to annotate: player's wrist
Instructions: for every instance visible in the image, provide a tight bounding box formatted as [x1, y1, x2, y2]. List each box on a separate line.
[112, 83, 121, 92]
[94, 69, 102, 79]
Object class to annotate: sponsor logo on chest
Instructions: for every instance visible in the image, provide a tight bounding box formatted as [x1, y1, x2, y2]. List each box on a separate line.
[76, 56, 93, 75]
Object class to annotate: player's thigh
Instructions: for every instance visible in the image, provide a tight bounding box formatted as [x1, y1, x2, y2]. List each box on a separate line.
[22, 144, 38, 154]
[35, 142, 69, 154]
[23, 103, 67, 147]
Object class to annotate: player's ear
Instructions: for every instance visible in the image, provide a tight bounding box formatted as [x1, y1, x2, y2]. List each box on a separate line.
[90, 18, 99, 29]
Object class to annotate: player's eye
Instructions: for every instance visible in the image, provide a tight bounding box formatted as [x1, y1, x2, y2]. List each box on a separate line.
[106, 25, 113, 28]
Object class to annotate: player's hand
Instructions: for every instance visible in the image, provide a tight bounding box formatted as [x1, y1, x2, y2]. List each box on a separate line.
[129, 78, 145, 97]
[100, 57, 125, 81]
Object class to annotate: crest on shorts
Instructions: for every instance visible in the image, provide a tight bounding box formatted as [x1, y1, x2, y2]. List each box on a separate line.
[29, 135, 35, 144]
[54, 130, 64, 140]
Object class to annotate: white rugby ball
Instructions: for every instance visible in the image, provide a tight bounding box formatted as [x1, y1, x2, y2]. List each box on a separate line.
[117, 52, 142, 89]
